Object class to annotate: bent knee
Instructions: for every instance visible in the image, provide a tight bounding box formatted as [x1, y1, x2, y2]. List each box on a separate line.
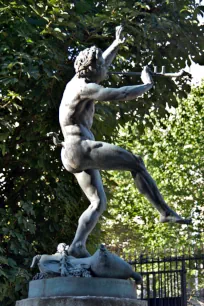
[133, 154, 145, 164]
[132, 154, 145, 171]
[91, 196, 107, 214]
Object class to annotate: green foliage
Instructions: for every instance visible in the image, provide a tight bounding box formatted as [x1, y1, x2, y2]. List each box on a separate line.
[103, 83, 204, 253]
[0, 0, 203, 304]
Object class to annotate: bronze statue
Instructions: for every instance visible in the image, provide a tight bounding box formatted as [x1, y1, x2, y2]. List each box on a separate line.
[52, 26, 190, 258]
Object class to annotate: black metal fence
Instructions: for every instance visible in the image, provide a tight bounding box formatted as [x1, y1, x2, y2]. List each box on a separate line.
[126, 246, 204, 306]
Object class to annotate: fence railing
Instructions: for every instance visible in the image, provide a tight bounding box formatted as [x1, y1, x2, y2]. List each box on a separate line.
[119, 246, 204, 306]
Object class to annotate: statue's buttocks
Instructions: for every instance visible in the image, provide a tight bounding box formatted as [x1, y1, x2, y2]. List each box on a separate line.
[60, 124, 95, 173]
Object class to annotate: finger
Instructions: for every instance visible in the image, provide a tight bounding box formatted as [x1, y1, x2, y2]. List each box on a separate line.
[118, 29, 122, 37]
[115, 25, 120, 33]
[116, 25, 123, 34]
[118, 25, 123, 35]
[145, 66, 153, 75]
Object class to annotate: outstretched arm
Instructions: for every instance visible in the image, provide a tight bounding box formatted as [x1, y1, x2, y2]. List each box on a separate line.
[81, 66, 153, 102]
[102, 25, 125, 68]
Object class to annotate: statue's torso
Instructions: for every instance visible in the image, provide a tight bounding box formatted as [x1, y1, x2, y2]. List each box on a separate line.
[59, 77, 95, 141]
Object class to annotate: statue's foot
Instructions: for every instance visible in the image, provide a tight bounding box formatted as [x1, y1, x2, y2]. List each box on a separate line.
[68, 242, 91, 258]
[159, 214, 191, 224]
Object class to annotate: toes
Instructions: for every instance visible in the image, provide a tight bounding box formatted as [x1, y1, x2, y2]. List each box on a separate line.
[160, 214, 191, 224]
[175, 218, 192, 225]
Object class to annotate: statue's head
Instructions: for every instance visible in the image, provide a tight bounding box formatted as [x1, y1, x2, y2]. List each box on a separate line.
[74, 46, 107, 83]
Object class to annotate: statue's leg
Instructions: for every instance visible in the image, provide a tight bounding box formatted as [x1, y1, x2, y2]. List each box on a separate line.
[79, 140, 190, 224]
[68, 169, 107, 258]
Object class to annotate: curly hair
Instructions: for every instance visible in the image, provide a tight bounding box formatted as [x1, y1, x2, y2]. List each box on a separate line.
[74, 46, 103, 81]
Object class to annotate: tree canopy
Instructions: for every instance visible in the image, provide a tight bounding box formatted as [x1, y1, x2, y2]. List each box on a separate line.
[0, 0, 203, 304]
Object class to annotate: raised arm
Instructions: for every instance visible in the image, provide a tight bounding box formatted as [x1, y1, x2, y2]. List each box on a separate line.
[102, 25, 125, 68]
[81, 66, 153, 102]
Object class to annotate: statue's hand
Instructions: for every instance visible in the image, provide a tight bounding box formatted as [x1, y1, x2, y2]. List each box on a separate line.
[115, 25, 125, 45]
[141, 66, 153, 85]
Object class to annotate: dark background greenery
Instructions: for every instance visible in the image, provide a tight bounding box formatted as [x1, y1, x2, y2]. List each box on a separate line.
[0, 0, 203, 304]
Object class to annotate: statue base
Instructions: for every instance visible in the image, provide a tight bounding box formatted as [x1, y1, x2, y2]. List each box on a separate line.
[16, 296, 147, 306]
[28, 277, 137, 299]
[16, 277, 147, 305]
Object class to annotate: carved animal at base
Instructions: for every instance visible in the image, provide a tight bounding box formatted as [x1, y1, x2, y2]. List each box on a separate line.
[30, 244, 142, 284]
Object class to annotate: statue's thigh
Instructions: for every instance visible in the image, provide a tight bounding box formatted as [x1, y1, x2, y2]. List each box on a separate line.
[82, 140, 137, 171]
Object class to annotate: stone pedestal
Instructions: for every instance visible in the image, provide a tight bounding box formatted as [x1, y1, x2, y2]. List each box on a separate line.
[28, 277, 137, 299]
[16, 277, 147, 306]
[16, 296, 147, 306]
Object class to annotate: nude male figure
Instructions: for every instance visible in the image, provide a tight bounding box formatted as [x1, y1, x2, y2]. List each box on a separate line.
[59, 26, 190, 258]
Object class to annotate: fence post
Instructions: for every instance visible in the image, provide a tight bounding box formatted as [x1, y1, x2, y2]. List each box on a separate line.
[181, 260, 187, 306]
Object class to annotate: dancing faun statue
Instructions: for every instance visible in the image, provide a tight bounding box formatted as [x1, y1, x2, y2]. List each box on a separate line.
[51, 25, 190, 258]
